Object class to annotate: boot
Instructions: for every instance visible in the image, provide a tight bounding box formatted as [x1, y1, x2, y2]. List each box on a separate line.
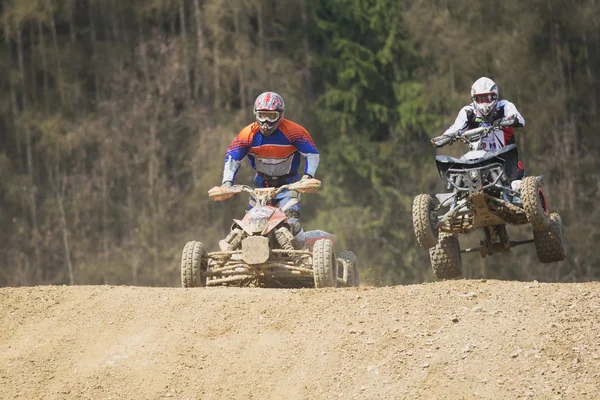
[292, 228, 307, 250]
[510, 180, 523, 206]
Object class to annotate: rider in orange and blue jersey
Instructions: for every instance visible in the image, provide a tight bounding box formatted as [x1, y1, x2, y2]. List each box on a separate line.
[220, 92, 320, 248]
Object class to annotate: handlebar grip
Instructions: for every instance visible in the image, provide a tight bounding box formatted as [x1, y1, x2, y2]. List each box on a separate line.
[431, 135, 452, 148]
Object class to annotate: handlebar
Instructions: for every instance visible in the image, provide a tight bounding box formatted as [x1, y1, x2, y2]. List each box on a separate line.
[434, 116, 517, 148]
[208, 178, 322, 202]
[433, 125, 498, 148]
[460, 126, 491, 141]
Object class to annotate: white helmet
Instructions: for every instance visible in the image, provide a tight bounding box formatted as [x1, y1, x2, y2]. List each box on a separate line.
[471, 77, 499, 117]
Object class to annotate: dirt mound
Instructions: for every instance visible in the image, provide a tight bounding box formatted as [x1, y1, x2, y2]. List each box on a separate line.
[1, 280, 599, 399]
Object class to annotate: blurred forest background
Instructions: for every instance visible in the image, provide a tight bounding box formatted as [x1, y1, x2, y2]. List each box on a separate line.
[0, 0, 598, 287]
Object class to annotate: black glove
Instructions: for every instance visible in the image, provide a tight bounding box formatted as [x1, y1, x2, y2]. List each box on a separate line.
[431, 135, 452, 148]
[493, 115, 516, 127]
[221, 181, 233, 188]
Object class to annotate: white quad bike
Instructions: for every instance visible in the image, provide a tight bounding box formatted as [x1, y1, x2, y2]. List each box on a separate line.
[181, 178, 360, 288]
[413, 124, 566, 279]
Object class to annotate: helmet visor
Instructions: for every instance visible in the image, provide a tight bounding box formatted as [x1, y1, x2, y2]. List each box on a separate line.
[473, 93, 497, 104]
[255, 110, 281, 123]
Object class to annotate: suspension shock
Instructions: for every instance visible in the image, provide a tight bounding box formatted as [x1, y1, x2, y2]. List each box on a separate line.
[275, 227, 295, 252]
[224, 228, 245, 251]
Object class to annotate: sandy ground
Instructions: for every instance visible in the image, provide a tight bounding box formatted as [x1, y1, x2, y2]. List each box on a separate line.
[1, 280, 600, 399]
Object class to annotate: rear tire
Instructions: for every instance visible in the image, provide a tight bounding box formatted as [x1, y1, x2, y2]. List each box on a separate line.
[337, 251, 360, 287]
[521, 177, 551, 232]
[312, 239, 336, 288]
[181, 241, 208, 288]
[412, 194, 439, 248]
[429, 232, 462, 280]
[534, 213, 567, 263]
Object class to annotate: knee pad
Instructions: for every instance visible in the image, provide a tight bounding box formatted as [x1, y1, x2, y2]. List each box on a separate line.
[285, 209, 300, 220]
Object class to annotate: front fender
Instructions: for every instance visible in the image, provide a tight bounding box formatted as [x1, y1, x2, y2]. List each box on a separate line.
[262, 208, 288, 235]
[234, 219, 254, 236]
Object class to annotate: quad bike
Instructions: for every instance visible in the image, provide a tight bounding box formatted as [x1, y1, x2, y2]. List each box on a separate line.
[181, 178, 360, 288]
[412, 124, 566, 279]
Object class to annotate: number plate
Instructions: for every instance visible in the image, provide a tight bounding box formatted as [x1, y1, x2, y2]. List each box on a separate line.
[241, 236, 270, 265]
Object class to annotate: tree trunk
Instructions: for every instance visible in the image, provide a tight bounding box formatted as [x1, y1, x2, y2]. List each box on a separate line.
[4, 23, 24, 173]
[233, 5, 247, 111]
[38, 20, 50, 108]
[101, 158, 110, 284]
[117, 0, 130, 46]
[256, 0, 266, 59]
[110, 0, 120, 43]
[28, 27, 38, 107]
[213, 43, 221, 109]
[125, 161, 137, 285]
[68, 5, 77, 43]
[46, 0, 66, 105]
[192, 0, 209, 102]
[88, 0, 101, 104]
[148, 113, 160, 279]
[179, 0, 192, 100]
[300, 0, 313, 100]
[17, 26, 42, 283]
[582, 33, 597, 117]
[51, 167, 75, 285]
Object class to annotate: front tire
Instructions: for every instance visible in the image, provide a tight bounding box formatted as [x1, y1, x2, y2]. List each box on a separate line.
[412, 194, 439, 248]
[429, 232, 462, 280]
[534, 213, 567, 263]
[312, 239, 336, 288]
[181, 241, 208, 288]
[521, 177, 551, 232]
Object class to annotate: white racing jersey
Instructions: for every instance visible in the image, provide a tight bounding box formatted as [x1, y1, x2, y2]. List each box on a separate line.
[443, 100, 525, 152]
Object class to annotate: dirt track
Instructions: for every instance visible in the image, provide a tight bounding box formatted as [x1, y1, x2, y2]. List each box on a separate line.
[1, 280, 599, 399]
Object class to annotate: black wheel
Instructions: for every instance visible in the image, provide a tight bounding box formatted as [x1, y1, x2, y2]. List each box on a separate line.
[521, 177, 551, 232]
[429, 232, 462, 280]
[181, 241, 208, 288]
[534, 213, 567, 263]
[312, 239, 336, 288]
[337, 251, 360, 287]
[412, 194, 439, 248]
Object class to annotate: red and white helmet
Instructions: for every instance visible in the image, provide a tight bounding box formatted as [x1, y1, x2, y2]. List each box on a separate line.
[253, 92, 285, 136]
[471, 77, 499, 117]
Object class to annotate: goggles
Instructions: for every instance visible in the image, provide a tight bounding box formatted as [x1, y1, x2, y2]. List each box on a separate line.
[255, 110, 281, 123]
[473, 93, 498, 104]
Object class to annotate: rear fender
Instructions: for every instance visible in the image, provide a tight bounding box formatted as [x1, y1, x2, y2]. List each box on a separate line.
[304, 230, 337, 251]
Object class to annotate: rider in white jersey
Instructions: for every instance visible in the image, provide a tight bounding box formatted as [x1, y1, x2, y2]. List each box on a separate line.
[432, 77, 526, 187]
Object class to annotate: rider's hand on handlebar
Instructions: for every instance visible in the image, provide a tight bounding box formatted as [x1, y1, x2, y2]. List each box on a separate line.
[221, 181, 233, 188]
[431, 135, 453, 148]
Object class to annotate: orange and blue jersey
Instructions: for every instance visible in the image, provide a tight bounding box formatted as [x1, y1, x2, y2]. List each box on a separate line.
[222, 119, 320, 186]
